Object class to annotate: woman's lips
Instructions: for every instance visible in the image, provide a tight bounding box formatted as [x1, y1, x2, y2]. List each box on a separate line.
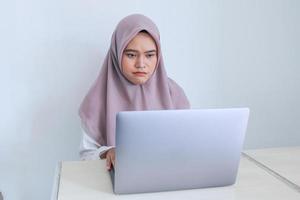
[133, 72, 147, 77]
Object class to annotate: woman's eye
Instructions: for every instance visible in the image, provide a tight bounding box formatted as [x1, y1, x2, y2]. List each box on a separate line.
[126, 53, 136, 58]
[146, 54, 155, 58]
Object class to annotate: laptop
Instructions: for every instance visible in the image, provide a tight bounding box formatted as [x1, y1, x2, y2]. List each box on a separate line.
[109, 108, 250, 194]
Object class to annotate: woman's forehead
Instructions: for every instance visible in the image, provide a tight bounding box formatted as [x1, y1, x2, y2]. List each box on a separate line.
[124, 32, 157, 51]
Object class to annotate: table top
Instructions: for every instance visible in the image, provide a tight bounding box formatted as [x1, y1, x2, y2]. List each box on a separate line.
[55, 154, 300, 200]
[244, 146, 300, 188]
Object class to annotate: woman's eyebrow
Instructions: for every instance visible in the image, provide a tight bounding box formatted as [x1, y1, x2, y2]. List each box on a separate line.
[144, 50, 156, 53]
[124, 49, 157, 53]
[124, 49, 138, 53]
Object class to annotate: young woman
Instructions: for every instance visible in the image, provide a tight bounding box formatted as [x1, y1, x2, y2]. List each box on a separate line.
[79, 14, 190, 170]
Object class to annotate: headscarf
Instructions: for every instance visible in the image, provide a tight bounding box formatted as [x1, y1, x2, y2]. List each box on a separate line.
[79, 14, 190, 146]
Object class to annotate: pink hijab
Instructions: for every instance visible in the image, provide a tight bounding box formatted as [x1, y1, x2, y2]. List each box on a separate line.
[79, 14, 190, 146]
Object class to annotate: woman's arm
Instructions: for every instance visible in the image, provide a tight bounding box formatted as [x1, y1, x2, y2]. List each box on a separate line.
[79, 127, 114, 160]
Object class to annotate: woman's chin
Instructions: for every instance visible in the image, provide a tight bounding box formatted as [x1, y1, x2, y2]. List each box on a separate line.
[130, 77, 149, 85]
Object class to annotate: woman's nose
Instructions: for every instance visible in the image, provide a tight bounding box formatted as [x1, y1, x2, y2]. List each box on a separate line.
[135, 56, 146, 69]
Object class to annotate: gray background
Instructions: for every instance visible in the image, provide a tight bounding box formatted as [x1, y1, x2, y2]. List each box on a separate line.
[0, 0, 299, 199]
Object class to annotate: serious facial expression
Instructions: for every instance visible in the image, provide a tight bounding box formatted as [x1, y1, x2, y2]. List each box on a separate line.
[121, 32, 158, 85]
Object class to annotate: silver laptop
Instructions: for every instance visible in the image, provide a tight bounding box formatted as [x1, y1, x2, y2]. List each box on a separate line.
[110, 108, 250, 194]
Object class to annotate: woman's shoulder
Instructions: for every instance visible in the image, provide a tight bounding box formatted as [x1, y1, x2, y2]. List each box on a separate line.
[167, 77, 185, 92]
[167, 77, 188, 99]
[167, 77, 190, 109]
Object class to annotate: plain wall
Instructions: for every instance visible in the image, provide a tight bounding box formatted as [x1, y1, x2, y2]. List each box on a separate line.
[0, 0, 299, 199]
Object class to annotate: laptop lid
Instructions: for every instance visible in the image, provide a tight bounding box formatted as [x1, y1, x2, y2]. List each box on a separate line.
[113, 108, 250, 194]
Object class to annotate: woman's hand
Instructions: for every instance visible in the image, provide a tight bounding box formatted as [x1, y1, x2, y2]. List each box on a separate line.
[103, 148, 115, 171]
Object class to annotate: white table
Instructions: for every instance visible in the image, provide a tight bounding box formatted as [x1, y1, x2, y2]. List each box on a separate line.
[244, 146, 300, 190]
[52, 154, 300, 200]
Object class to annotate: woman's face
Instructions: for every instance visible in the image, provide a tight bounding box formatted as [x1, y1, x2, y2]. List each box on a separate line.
[121, 32, 158, 85]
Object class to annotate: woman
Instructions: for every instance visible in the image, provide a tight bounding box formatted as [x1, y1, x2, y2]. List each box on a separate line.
[79, 14, 190, 170]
